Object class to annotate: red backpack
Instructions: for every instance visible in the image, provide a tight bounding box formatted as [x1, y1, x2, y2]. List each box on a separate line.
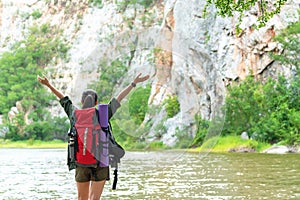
[67, 105, 125, 189]
[72, 107, 109, 167]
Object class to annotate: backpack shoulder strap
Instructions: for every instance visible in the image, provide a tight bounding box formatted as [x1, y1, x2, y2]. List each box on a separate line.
[68, 109, 77, 137]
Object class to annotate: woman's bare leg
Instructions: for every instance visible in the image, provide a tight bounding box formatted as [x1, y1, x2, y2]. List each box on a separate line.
[89, 180, 106, 200]
[77, 181, 90, 200]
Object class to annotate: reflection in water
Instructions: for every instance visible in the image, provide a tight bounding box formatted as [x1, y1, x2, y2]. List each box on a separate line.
[0, 149, 299, 199]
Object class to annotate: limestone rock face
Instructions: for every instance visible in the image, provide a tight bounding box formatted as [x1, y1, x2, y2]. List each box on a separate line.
[0, 0, 298, 146]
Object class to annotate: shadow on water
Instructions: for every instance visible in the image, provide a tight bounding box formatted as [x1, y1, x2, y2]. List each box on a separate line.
[0, 149, 300, 200]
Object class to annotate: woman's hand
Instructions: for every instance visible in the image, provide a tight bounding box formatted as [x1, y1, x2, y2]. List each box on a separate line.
[133, 73, 150, 84]
[116, 73, 150, 103]
[37, 75, 50, 86]
[37, 74, 64, 99]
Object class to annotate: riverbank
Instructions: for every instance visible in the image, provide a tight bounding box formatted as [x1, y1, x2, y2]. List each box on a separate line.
[188, 135, 300, 154]
[188, 135, 272, 153]
[0, 139, 66, 148]
[1, 136, 298, 153]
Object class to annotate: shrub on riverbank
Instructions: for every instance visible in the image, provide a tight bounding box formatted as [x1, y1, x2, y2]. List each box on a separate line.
[222, 74, 300, 145]
[192, 70, 300, 148]
[194, 136, 271, 153]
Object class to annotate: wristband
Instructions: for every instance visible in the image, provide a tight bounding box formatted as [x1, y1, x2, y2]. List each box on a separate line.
[131, 82, 136, 87]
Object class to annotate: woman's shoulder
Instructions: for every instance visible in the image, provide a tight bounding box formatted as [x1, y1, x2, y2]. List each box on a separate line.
[59, 96, 71, 104]
[109, 98, 121, 107]
[59, 96, 76, 118]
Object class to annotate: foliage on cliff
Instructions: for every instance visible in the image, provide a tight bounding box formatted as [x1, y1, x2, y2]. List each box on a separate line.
[193, 18, 300, 147]
[271, 13, 300, 67]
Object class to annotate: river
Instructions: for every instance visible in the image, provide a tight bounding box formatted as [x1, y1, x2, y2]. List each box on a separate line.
[0, 149, 299, 200]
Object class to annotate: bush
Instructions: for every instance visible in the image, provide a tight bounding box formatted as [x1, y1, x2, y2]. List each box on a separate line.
[129, 84, 151, 124]
[88, 0, 103, 8]
[163, 95, 180, 118]
[25, 121, 53, 141]
[5, 125, 26, 141]
[153, 119, 167, 139]
[31, 10, 42, 19]
[199, 136, 271, 152]
[24, 116, 69, 141]
[222, 74, 300, 145]
[148, 141, 165, 150]
[191, 114, 210, 147]
[4, 114, 26, 141]
[174, 126, 193, 149]
[49, 116, 70, 141]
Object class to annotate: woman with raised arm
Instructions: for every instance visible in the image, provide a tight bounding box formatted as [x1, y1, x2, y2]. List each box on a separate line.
[38, 73, 149, 200]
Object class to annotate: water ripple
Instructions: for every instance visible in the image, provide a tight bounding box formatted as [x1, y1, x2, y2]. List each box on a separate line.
[0, 149, 300, 199]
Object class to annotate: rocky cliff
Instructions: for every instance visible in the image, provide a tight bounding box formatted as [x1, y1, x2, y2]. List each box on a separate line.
[0, 0, 299, 145]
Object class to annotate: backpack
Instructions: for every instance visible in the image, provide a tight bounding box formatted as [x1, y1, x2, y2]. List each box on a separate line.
[73, 107, 109, 167]
[67, 104, 125, 189]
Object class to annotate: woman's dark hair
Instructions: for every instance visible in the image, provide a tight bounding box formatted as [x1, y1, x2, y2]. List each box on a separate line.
[81, 89, 98, 109]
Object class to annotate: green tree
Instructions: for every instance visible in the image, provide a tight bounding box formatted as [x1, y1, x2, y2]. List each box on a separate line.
[205, 0, 288, 31]
[0, 51, 50, 114]
[0, 23, 69, 140]
[222, 74, 300, 145]
[0, 23, 68, 114]
[271, 15, 300, 69]
[222, 75, 261, 136]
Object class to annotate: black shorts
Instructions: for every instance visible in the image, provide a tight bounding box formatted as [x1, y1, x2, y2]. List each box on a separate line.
[75, 166, 109, 182]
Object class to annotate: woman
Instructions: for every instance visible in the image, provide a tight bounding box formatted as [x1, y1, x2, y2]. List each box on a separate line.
[38, 73, 149, 200]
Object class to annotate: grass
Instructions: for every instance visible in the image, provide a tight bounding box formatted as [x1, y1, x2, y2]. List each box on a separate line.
[189, 135, 271, 153]
[0, 139, 67, 149]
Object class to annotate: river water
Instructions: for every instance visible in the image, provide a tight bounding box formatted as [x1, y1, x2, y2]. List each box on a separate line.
[0, 149, 299, 200]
